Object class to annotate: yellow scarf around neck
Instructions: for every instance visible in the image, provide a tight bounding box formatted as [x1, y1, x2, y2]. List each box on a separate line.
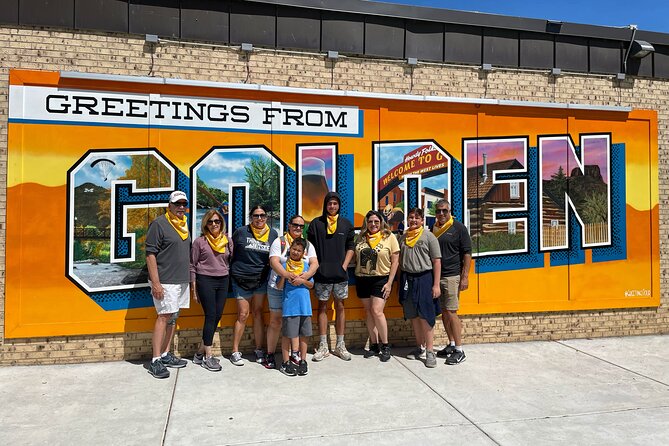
[205, 232, 228, 253]
[250, 224, 269, 242]
[404, 226, 424, 248]
[166, 211, 189, 240]
[327, 214, 338, 235]
[286, 258, 305, 275]
[366, 231, 382, 250]
[432, 216, 454, 239]
[283, 232, 294, 247]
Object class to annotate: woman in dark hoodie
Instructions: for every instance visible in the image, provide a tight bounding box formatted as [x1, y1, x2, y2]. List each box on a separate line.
[306, 192, 356, 361]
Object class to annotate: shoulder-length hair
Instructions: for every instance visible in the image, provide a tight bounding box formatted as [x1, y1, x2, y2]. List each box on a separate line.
[357, 210, 392, 242]
[200, 209, 226, 236]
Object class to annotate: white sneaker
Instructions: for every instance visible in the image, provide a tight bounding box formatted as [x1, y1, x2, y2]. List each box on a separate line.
[230, 351, 244, 366]
[312, 343, 330, 362]
[333, 343, 352, 361]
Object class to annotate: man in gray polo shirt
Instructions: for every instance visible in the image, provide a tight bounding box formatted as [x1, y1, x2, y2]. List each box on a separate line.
[146, 191, 192, 378]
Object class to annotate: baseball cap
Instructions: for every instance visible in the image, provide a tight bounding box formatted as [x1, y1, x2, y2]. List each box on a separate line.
[169, 191, 188, 203]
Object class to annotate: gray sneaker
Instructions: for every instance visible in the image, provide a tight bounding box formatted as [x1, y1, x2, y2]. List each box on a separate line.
[312, 342, 330, 362]
[230, 351, 244, 366]
[406, 347, 426, 360]
[333, 343, 352, 361]
[161, 352, 187, 368]
[254, 348, 266, 363]
[201, 356, 222, 372]
[193, 352, 204, 365]
[148, 359, 170, 379]
[425, 351, 437, 368]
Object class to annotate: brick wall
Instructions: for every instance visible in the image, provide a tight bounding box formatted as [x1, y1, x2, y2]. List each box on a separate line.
[1, 26, 667, 365]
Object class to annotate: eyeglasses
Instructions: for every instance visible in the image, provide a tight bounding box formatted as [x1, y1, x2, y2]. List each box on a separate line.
[172, 201, 188, 207]
[435, 209, 450, 214]
[290, 222, 305, 229]
[207, 219, 222, 225]
[251, 213, 267, 219]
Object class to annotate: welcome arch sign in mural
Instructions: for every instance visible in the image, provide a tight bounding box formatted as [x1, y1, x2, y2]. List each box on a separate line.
[5, 69, 659, 338]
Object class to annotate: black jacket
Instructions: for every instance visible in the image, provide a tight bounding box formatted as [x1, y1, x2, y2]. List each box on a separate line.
[306, 191, 355, 283]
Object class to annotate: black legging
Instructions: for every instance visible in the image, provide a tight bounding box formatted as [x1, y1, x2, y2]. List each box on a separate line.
[196, 274, 230, 346]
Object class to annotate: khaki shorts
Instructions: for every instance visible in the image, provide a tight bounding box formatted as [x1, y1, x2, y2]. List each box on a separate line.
[150, 281, 190, 315]
[315, 281, 349, 301]
[439, 275, 460, 311]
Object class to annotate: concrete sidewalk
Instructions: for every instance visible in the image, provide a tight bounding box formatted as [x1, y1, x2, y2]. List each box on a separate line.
[2, 335, 668, 445]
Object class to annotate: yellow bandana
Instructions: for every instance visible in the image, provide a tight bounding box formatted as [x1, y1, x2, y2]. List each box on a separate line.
[432, 216, 454, 239]
[404, 226, 424, 248]
[205, 232, 228, 253]
[366, 231, 382, 250]
[283, 232, 295, 247]
[250, 224, 269, 242]
[286, 258, 305, 275]
[327, 214, 338, 235]
[166, 211, 189, 240]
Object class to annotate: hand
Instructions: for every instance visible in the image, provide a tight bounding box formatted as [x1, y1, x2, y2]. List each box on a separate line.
[151, 282, 165, 300]
[459, 276, 469, 291]
[191, 290, 199, 303]
[381, 282, 392, 300]
[432, 285, 441, 300]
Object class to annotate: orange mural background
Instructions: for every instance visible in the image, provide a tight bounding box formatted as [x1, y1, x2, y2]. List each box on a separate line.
[5, 69, 659, 338]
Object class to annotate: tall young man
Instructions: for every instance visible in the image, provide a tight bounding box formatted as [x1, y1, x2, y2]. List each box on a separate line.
[432, 199, 471, 365]
[146, 191, 192, 378]
[307, 192, 355, 361]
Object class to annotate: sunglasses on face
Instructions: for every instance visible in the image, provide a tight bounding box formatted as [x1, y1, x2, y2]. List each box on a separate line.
[172, 201, 188, 207]
[251, 213, 267, 219]
[207, 219, 222, 225]
[435, 209, 450, 214]
[290, 222, 305, 229]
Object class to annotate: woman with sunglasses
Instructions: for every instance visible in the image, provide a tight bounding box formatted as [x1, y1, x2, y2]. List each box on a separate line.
[190, 209, 233, 372]
[355, 210, 400, 362]
[229, 205, 278, 366]
[265, 215, 319, 369]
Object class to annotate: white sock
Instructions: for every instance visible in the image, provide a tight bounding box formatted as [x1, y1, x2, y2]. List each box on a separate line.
[160, 351, 168, 358]
[336, 335, 344, 345]
[320, 335, 327, 345]
[450, 341, 455, 347]
[152, 356, 161, 363]
[455, 346, 463, 352]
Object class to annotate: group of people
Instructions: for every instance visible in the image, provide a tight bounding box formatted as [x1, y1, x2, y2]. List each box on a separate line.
[145, 190, 471, 379]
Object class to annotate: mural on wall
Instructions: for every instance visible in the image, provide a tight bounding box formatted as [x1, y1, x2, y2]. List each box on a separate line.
[5, 69, 659, 338]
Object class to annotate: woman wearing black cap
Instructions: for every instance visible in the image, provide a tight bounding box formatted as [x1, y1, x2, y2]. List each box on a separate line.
[354, 210, 400, 362]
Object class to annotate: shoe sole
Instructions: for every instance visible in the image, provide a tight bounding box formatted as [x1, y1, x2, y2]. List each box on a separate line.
[312, 352, 329, 362]
[425, 362, 437, 368]
[333, 351, 351, 361]
[280, 369, 297, 376]
[230, 361, 244, 366]
[298, 370, 308, 376]
[263, 363, 276, 369]
[201, 364, 222, 372]
[148, 370, 170, 379]
[162, 362, 187, 369]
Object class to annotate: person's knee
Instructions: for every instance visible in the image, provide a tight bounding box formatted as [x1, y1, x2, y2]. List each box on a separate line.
[237, 309, 250, 322]
[318, 300, 329, 311]
[334, 299, 345, 310]
[269, 313, 282, 329]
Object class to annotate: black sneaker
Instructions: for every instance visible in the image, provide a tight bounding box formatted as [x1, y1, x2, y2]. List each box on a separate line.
[379, 345, 391, 362]
[297, 359, 308, 376]
[161, 352, 187, 368]
[264, 352, 276, 369]
[437, 345, 456, 358]
[445, 350, 466, 365]
[280, 360, 297, 376]
[364, 343, 380, 358]
[148, 359, 170, 379]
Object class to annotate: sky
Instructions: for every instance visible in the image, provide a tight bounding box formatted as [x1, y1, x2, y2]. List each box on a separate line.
[380, 0, 668, 33]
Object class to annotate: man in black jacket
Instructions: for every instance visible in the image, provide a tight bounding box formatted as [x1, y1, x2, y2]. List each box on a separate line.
[307, 191, 355, 361]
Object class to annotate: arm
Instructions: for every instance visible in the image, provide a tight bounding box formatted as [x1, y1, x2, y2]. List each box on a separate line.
[342, 249, 355, 270]
[381, 251, 400, 299]
[270, 255, 296, 281]
[190, 238, 199, 302]
[431, 258, 441, 299]
[460, 253, 472, 291]
[146, 253, 164, 300]
[276, 276, 285, 290]
[299, 278, 314, 290]
[302, 257, 318, 280]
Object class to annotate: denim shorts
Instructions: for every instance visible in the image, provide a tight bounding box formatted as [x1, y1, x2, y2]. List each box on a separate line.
[232, 280, 268, 300]
[267, 286, 283, 312]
